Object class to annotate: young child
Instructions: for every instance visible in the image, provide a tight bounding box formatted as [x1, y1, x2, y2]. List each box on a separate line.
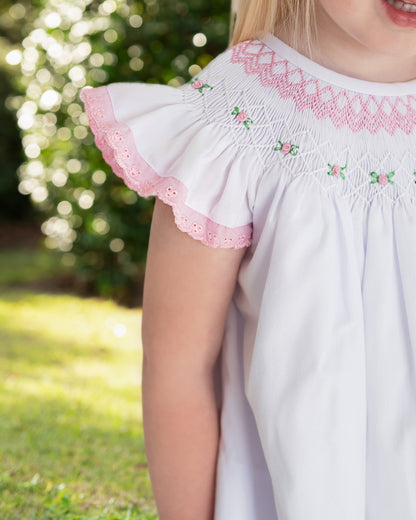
[81, 0, 416, 518]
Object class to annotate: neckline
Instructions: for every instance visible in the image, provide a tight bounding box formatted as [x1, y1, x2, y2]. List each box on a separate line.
[260, 32, 416, 97]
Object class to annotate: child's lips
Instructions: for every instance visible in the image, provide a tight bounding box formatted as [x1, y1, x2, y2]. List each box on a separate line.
[381, 0, 416, 27]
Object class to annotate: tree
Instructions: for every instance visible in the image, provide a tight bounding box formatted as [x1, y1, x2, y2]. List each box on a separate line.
[11, 0, 230, 303]
[0, 0, 37, 221]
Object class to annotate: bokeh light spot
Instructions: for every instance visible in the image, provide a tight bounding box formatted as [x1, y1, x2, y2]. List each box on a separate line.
[25, 143, 41, 159]
[113, 323, 127, 338]
[89, 53, 105, 67]
[57, 127, 72, 141]
[78, 190, 95, 209]
[104, 30, 118, 43]
[129, 15, 143, 28]
[57, 201, 72, 215]
[74, 126, 88, 140]
[67, 159, 82, 173]
[92, 217, 110, 234]
[188, 64, 202, 77]
[192, 32, 207, 47]
[9, 3, 26, 20]
[92, 170, 106, 185]
[52, 169, 68, 187]
[129, 58, 144, 71]
[45, 12, 62, 29]
[127, 45, 142, 57]
[6, 50, 22, 66]
[39, 90, 61, 110]
[31, 186, 48, 203]
[109, 238, 124, 252]
[102, 0, 117, 14]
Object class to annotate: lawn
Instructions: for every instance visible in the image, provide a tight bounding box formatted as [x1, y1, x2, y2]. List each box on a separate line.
[0, 249, 157, 519]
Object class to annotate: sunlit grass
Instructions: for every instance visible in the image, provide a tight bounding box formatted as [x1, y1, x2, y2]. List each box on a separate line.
[0, 289, 156, 519]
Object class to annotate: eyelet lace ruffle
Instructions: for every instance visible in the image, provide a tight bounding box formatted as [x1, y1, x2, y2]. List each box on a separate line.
[81, 86, 252, 249]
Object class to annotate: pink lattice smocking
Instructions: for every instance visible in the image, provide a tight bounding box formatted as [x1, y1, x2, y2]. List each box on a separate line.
[80, 86, 252, 249]
[231, 40, 416, 136]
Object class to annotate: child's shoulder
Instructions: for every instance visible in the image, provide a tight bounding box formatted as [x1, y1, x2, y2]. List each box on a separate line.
[81, 39, 281, 250]
[179, 38, 282, 118]
[172, 38, 292, 167]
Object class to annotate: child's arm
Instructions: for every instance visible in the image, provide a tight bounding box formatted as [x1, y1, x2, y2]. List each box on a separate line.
[142, 199, 247, 520]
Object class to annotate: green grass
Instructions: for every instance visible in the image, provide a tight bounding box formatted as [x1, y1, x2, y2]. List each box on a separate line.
[0, 287, 157, 519]
[0, 249, 69, 286]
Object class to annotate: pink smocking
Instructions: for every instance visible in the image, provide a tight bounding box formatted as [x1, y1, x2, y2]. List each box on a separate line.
[231, 40, 416, 136]
[80, 86, 252, 250]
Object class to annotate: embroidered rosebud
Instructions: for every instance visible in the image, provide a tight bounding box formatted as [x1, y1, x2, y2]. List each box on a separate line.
[231, 106, 253, 129]
[370, 171, 395, 185]
[236, 112, 249, 122]
[192, 79, 204, 89]
[274, 140, 299, 156]
[190, 77, 213, 94]
[332, 165, 341, 177]
[327, 163, 346, 180]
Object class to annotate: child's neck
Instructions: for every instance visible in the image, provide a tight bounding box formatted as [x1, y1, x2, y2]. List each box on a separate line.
[277, 10, 416, 84]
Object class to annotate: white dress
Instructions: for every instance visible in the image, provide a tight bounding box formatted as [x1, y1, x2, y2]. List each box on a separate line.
[81, 33, 416, 520]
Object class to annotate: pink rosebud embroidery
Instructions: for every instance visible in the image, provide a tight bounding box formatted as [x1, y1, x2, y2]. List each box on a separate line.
[274, 140, 299, 156]
[236, 112, 248, 122]
[327, 163, 346, 180]
[231, 106, 253, 129]
[192, 79, 204, 89]
[189, 77, 213, 94]
[370, 171, 395, 185]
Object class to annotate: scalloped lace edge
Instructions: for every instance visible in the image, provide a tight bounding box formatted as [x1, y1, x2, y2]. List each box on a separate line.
[80, 86, 252, 249]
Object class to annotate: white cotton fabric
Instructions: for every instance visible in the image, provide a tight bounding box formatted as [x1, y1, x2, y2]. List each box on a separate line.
[106, 81, 258, 230]
[84, 33, 416, 520]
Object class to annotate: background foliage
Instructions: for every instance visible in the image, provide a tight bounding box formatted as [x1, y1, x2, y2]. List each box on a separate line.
[0, 0, 230, 304]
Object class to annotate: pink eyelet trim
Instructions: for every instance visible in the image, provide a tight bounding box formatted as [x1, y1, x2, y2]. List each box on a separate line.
[80, 86, 252, 249]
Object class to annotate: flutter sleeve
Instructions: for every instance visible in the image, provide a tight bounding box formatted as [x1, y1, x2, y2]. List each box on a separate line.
[80, 57, 258, 249]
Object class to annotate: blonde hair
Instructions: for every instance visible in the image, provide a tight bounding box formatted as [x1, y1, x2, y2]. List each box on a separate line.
[228, 0, 317, 58]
